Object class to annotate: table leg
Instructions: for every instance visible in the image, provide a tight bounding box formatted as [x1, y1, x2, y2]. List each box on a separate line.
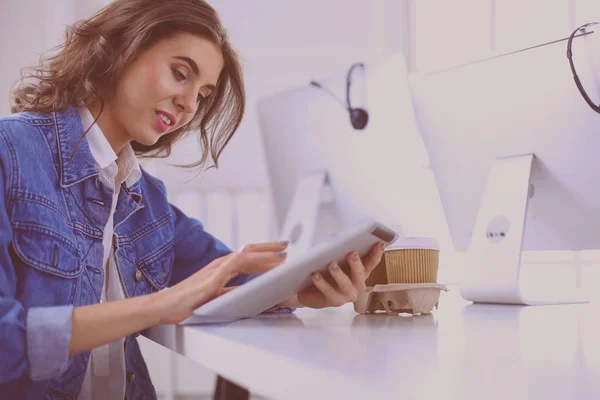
[214, 375, 250, 400]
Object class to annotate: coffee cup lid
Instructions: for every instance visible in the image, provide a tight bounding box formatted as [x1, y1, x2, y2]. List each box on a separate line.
[385, 236, 439, 251]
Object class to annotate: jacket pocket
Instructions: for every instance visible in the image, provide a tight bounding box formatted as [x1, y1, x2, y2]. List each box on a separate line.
[136, 238, 174, 291]
[12, 222, 82, 278]
[126, 212, 175, 292]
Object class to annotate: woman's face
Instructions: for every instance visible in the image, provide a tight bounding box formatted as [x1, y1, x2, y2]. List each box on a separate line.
[100, 31, 224, 151]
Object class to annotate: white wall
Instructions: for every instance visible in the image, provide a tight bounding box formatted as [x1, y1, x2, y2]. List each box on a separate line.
[414, 0, 600, 73]
[0, 0, 74, 114]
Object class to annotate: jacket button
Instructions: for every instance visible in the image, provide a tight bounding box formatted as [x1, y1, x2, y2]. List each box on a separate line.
[127, 372, 135, 383]
[134, 270, 143, 282]
[163, 271, 168, 281]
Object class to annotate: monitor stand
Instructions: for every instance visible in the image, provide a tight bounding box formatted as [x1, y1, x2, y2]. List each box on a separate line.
[459, 154, 589, 305]
[278, 171, 344, 261]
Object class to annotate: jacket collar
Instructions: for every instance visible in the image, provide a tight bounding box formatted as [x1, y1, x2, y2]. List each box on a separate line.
[54, 107, 145, 216]
[54, 107, 99, 188]
[77, 107, 143, 189]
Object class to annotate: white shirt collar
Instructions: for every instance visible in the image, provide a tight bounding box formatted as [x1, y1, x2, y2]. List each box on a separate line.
[78, 108, 142, 188]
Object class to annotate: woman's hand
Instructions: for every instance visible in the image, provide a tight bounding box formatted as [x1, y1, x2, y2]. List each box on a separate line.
[283, 242, 385, 309]
[155, 241, 289, 324]
[69, 242, 288, 356]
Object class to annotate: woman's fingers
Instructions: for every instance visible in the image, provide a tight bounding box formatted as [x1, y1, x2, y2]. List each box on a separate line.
[223, 250, 288, 276]
[362, 242, 386, 276]
[346, 252, 367, 292]
[241, 241, 289, 253]
[311, 269, 348, 307]
[196, 248, 288, 295]
[328, 262, 359, 301]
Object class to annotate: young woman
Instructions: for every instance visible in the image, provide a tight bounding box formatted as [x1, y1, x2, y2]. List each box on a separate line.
[0, 0, 384, 398]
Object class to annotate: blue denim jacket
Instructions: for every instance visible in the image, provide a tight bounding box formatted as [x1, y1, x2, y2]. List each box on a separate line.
[0, 107, 258, 399]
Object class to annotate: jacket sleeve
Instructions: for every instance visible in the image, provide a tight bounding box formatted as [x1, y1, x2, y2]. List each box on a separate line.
[0, 138, 73, 386]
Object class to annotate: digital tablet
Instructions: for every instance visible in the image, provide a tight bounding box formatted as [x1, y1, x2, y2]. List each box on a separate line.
[190, 218, 398, 321]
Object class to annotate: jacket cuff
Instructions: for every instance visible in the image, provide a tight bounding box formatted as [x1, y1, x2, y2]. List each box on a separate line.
[26, 305, 74, 381]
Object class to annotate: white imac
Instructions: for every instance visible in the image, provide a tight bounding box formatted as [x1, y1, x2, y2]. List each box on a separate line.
[256, 54, 430, 261]
[408, 29, 600, 305]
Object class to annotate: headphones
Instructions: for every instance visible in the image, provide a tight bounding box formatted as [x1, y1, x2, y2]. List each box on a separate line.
[310, 62, 369, 130]
[567, 21, 600, 114]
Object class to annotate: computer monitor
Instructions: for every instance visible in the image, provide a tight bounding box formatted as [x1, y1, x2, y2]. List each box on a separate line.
[408, 30, 600, 304]
[257, 55, 431, 257]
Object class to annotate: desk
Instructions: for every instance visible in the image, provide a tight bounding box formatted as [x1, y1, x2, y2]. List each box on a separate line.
[145, 287, 600, 400]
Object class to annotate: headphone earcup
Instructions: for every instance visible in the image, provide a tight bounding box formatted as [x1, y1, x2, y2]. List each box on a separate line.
[350, 108, 369, 130]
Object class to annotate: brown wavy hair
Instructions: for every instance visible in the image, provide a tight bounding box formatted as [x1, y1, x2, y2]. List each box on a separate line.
[11, 0, 245, 169]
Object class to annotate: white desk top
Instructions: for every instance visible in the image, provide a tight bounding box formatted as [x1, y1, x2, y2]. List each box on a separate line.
[145, 287, 600, 400]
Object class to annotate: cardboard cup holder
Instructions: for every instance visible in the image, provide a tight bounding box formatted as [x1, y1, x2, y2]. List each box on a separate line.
[355, 236, 448, 315]
[354, 283, 448, 315]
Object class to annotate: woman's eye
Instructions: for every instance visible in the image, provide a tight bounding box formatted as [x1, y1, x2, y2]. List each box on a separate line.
[173, 69, 187, 82]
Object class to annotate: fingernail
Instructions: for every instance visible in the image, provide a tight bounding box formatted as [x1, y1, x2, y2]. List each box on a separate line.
[277, 252, 288, 258]
[279, 241, 289, 246]
[352, 252, 359, 261]
[331, 262, 339, 271]
[380, 242, 386, 250]
[313, 272, 321, 280]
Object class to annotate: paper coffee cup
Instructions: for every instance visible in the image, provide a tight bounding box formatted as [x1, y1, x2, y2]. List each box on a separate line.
[367, 237, 440, 285]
